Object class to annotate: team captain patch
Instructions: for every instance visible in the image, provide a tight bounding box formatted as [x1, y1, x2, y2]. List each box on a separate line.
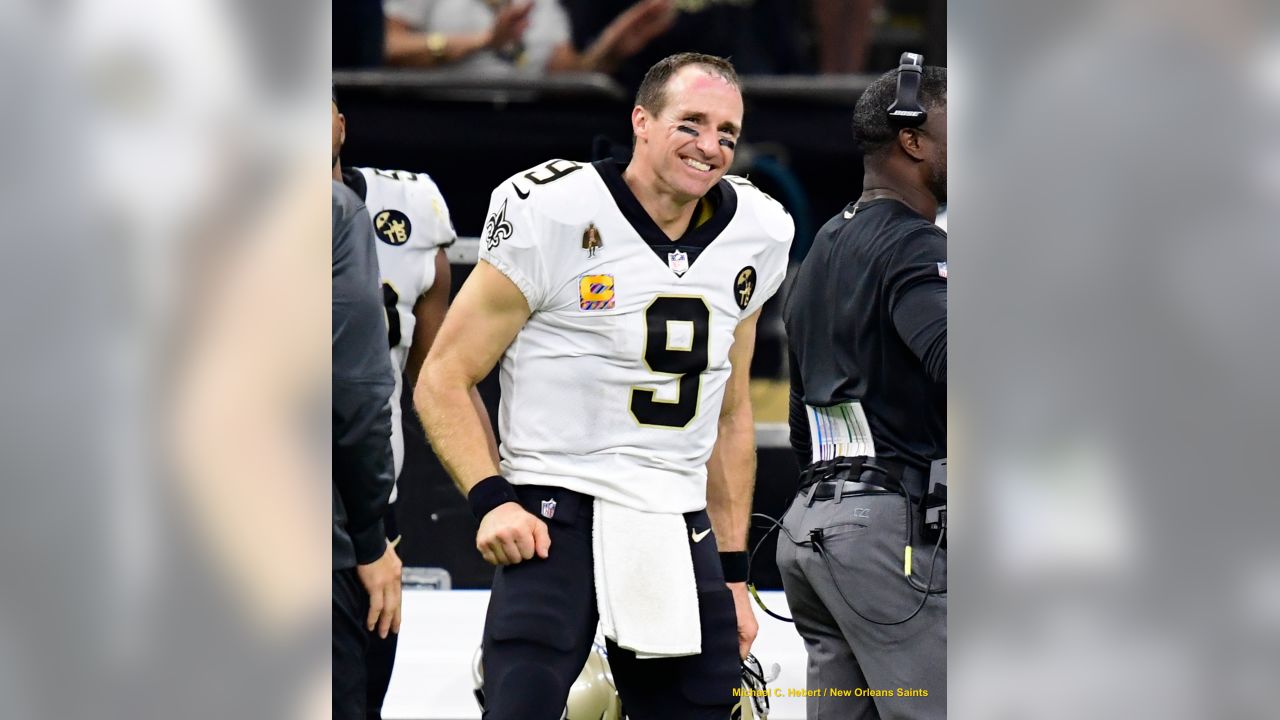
[579, 274, 615, 310]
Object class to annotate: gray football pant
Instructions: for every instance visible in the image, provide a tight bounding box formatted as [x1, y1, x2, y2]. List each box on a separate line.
[776, 489, 947, 720]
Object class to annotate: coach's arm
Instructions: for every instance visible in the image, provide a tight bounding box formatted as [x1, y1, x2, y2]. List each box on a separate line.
[706, 309, 762, 660]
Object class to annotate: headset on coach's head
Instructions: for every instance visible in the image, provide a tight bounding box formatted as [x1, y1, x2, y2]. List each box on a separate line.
[886, 52, 928, 128]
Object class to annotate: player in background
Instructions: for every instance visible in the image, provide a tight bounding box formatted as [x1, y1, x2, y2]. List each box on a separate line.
[332, 96, 495, 719]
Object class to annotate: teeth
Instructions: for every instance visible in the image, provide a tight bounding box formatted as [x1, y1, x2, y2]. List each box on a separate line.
[684, 158, 711, 172]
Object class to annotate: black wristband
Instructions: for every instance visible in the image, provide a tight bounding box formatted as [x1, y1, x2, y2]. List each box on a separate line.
[468, 475, 518, 522]
[720, 551, 749, 583]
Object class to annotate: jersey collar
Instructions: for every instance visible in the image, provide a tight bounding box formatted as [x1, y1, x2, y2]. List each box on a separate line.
[592, 159, 738, 270]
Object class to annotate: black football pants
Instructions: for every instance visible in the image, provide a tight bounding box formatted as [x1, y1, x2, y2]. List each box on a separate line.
[480, 485, 740, 720]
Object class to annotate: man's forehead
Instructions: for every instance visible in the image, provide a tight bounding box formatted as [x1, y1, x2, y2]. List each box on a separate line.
[679, 66, 733, 89]
[667, 67, 737, 95]
[662, 69, 743, 121]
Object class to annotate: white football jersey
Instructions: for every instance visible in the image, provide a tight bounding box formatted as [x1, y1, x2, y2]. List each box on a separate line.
[479, 159, 793, 513]
[348, 167, 456, 488]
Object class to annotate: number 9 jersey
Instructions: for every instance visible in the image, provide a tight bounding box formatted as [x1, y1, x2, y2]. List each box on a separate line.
[479, 159, 793, 513]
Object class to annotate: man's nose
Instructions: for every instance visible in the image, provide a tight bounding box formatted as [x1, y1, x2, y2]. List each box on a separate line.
[694, 132, 718, 157]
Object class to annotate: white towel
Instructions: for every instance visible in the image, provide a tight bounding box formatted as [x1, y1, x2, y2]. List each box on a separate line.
[592, 498, 701, 658]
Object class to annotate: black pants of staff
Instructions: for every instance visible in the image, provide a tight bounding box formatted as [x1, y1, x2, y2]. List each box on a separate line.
[777, 479, 947, 720]
[335, 505, 401, 720]
[333, 567, 371, 720]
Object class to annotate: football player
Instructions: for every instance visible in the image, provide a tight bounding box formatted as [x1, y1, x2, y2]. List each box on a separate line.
[416, 53, 793, 719]
[332, 97, 494, 719]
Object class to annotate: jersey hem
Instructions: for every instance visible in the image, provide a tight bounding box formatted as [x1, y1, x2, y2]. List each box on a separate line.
[504, 470, 708, 515]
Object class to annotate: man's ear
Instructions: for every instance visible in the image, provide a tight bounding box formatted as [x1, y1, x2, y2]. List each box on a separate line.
[898, 127, 926, 161]
[631, 105, 649, 144]
[338, 113, 347, 146]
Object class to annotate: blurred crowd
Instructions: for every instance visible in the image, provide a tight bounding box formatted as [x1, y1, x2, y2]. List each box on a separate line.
[334, 0, 947, 84]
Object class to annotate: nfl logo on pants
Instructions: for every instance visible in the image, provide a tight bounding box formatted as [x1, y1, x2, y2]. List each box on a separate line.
[540, 499, 557, 519]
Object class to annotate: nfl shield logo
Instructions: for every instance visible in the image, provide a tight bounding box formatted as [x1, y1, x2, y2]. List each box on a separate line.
[668, 250, 689, 276]
[540, 499, 557, 519]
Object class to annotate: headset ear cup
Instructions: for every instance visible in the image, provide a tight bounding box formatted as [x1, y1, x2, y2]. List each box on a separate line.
[886, 52, 928, 128]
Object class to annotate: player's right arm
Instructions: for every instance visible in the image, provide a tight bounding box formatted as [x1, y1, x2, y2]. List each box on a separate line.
[407, 250, 500, 466]
[413, 260, 550, 566]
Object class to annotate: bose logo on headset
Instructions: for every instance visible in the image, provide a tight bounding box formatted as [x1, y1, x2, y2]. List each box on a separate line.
[886, 52, 928, 127]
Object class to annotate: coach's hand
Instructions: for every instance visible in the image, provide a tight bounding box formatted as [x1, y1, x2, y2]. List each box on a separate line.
[477, 501, 551, 565]
[357, 542, 403, 639]
[728, 582, 759, 660]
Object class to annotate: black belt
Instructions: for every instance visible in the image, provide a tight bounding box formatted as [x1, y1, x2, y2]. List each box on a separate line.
[797, 456, 928, 500]
[805, 475, 899, 504]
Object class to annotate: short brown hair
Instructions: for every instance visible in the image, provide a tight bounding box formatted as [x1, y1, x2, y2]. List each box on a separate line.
[635, 53, 740, 115]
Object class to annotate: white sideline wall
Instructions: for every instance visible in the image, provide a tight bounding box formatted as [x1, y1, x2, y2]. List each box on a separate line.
[382, 589, 810, 720]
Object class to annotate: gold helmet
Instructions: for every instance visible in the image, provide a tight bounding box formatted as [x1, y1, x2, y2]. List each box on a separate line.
[472, 642, 624, 720]
[733, 652, 779, 719]
[473, 645, 776, 719]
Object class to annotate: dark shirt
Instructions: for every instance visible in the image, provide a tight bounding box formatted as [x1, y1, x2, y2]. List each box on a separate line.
[332, 180, 396, 570]
[785, 199, 947, 474]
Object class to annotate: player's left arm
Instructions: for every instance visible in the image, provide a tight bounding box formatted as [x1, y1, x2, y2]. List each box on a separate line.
[706, 308, 761, 659]
[406, 249, 499, 465]
[889, 231, 948, 384]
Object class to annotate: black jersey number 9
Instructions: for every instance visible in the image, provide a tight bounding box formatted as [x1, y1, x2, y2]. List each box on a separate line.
[630, 296, 711, 428]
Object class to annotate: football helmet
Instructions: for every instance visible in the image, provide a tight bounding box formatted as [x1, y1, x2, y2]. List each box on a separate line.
[472, 642, 624, 720]
[472, 644, 777, 719]
[733, 652, 780, 719]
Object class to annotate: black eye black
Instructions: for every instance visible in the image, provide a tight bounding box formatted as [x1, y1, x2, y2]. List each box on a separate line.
[677, 125, 699, 136]
[720, 138, 736, 150]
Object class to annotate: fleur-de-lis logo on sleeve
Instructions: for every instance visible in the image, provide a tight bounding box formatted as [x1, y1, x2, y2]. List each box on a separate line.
[483, 199, 514, 250]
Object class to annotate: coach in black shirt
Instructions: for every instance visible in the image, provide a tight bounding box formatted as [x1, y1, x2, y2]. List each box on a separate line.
[332, 181, 403, 720]
[778, 62, 947, 720]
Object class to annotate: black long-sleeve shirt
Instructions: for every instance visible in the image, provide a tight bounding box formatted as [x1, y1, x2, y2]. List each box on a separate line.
[785, 198, 947, 474]
[332, 181, 396, 570]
